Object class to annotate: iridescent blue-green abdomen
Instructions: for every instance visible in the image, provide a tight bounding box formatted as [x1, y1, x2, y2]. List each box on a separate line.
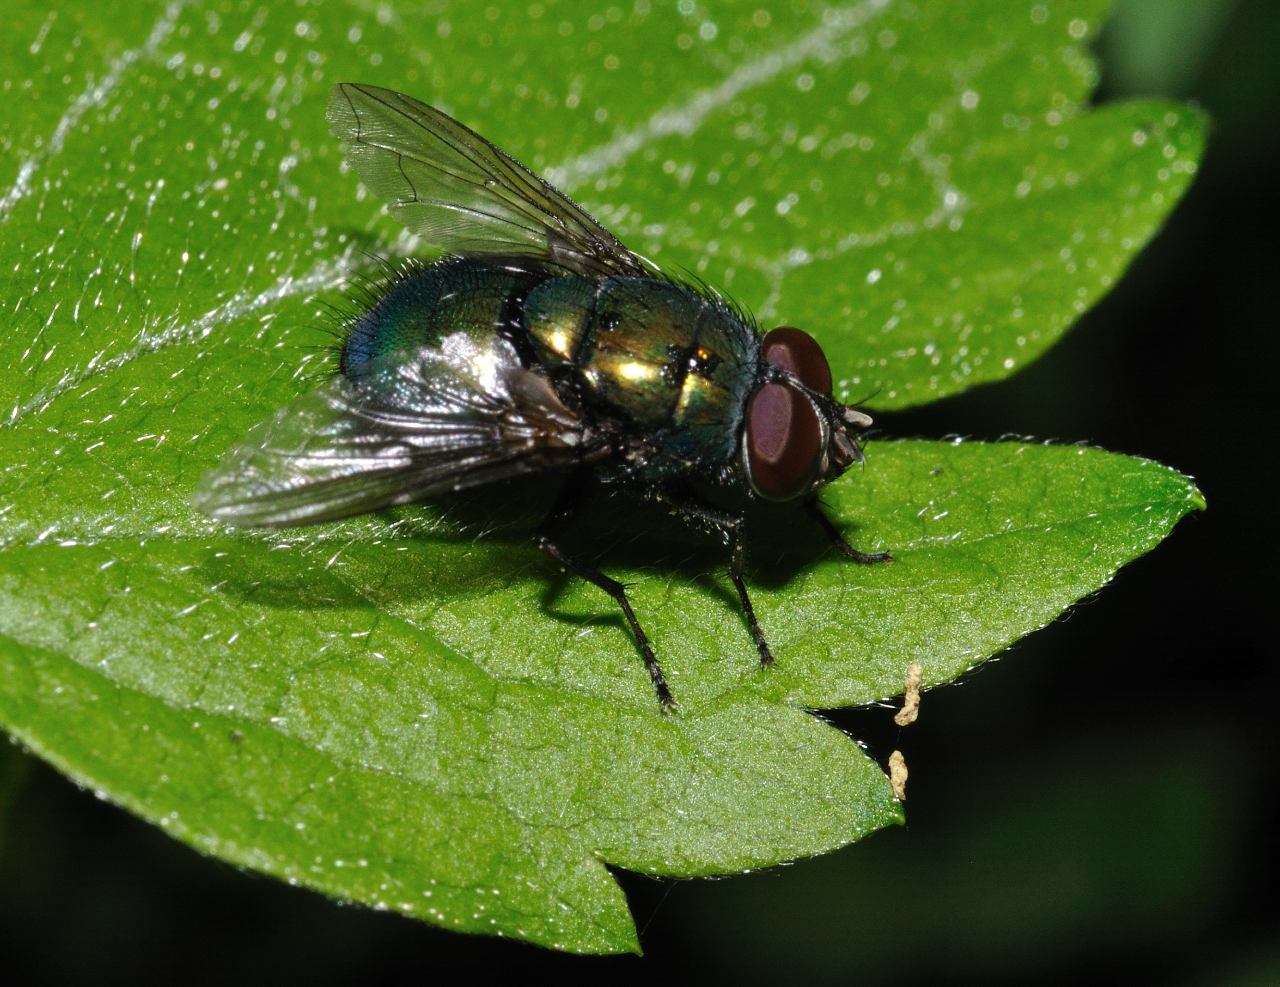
[341, 258, 544, 378]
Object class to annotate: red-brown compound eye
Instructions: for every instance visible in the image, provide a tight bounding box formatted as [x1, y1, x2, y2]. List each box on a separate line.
[744, 382, 824, 501]
[761, 326, 833, 395]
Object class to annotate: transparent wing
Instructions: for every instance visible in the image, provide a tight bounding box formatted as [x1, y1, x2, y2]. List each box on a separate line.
[327, 82, 650, 278]
[193, 334, 588, 528]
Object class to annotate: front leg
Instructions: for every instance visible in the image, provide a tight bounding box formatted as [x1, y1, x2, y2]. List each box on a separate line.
[657, 490, 773, 668]
[804, 495, 893, 564]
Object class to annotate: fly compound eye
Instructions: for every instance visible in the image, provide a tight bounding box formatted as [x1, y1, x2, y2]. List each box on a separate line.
[744, 382, 824, 501]
[761, 326, 833, 395]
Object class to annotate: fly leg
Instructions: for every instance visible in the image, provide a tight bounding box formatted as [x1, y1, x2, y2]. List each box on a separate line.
[804, 495, 893, 564]
[658, 492, 774, 669]
[535, 478, 674, 709]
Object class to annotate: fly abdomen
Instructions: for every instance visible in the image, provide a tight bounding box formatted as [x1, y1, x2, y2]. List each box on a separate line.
[341, 257, 548, 379]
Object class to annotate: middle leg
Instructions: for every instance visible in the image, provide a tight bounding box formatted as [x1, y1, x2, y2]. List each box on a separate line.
[657, 490, 774, 668]
[536, 476, 674, 708]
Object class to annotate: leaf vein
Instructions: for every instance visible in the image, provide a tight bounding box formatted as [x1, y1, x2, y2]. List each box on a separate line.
[0, 0, 188, 222]
[546, 0, 894, 191]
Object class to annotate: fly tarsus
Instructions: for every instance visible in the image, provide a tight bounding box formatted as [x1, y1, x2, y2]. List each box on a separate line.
[805, 496, 893, 565]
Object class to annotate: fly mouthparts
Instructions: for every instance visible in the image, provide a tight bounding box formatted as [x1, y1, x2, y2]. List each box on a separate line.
[831, 428, 865, 467]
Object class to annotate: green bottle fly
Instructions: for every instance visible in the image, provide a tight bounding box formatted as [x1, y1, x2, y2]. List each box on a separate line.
[195, 84, 890, 708]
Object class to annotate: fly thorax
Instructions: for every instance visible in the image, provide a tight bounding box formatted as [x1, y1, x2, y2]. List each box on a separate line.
[525, 275, 598, 370]
[577, 279, 728, 428]
[529, 276, 757, 472]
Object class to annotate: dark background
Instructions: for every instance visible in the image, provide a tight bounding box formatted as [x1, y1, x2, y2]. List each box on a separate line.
[3, 2, 1276, 983]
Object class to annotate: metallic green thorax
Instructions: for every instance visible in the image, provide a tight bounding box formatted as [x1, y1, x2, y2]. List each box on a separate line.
[526, 275, 759, 473]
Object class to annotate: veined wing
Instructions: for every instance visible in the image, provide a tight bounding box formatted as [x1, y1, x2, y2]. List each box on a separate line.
[327, 82, 650, 279]
[193, 334, 589, 528]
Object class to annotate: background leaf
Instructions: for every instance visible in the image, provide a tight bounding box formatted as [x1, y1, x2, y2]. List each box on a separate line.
[0, 0, 1202, 954]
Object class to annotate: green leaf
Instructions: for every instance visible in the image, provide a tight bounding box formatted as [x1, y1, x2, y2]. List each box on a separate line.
[0, 0, 1203, 955]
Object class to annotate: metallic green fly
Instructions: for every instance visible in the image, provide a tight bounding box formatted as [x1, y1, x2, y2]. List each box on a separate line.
[195, 83, 890, 708]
